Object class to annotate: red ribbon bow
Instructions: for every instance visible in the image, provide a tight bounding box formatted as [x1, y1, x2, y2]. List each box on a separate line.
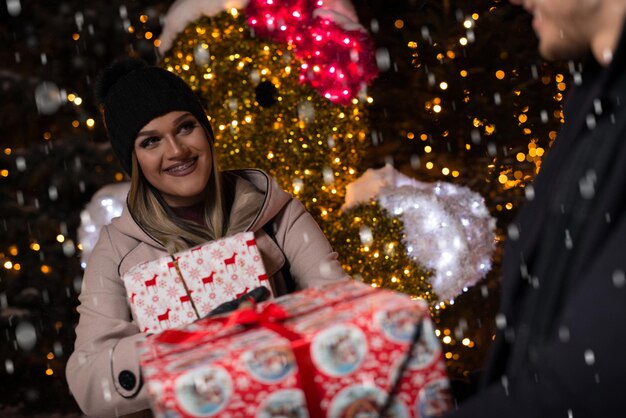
[226, 301, 290, 327]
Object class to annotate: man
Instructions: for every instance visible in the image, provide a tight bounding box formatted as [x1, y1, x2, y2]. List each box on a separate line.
[447, 0, 626, 416]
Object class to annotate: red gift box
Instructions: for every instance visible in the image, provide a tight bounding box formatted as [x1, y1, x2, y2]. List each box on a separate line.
[138, 280, 452, 417]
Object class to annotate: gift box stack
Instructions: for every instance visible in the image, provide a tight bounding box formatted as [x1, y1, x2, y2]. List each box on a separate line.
[122, 231, 272, 333]
[139, 280, 452, 418]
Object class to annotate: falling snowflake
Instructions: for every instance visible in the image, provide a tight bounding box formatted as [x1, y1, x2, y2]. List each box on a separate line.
[211, 248, 224, 259]
[201, 302, 212, 312]
[132, 272, 143, 283]
[209, 293, 216, 300]
[172, 313, 180, 323]
[152, 295, 160, 303]
[238, 258, 246, 268]
[196, 258, 204, 265]
[180, 261, 189, 270]
[167, 286, 178, 298]
[231, 274, 238, 281]
[253, 255, 261, 262]
[136, 298, 145, 308]
[245, 265, 258, 276]
[186, 311, 195, 318]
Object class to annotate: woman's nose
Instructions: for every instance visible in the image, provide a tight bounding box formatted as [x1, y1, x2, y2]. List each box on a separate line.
[164, 136, 188, 156]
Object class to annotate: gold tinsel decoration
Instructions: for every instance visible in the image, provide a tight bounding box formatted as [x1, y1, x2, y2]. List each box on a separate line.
[161, 11, 369, 219]
[329, 201, 436, 304]
[161, 10, 435, 306]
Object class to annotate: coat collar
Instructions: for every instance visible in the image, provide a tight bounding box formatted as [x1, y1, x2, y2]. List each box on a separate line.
[110, 169, 291, 250]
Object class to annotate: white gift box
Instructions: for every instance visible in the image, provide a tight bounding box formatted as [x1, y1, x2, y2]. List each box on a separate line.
[122, 231, 272, 333]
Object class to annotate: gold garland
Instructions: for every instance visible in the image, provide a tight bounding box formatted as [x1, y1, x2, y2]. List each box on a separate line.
[161, 10, 435, 307]
[324, 201, 436, 305]
[161, 11, 368, 218]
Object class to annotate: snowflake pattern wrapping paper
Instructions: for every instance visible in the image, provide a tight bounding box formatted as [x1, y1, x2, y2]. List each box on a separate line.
[138, 280, 452, 418]
[122, 231, 272, 333]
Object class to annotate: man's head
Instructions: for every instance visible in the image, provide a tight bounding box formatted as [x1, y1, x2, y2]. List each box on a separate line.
[510, 0, 626, 65]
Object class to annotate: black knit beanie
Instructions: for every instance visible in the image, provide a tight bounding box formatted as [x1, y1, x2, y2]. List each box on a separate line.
[95, 58, 214, 175]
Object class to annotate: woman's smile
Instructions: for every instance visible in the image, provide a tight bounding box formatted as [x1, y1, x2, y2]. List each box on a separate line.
[163, 157, 198, 176]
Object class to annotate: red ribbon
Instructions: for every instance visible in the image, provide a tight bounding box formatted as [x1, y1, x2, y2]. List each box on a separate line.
[155, 302, 323, 417]
[228, 303, 323, 417]
[225, 302, 290, 328]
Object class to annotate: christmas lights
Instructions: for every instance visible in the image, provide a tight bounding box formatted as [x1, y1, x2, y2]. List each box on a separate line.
[246, 0, 378, 104]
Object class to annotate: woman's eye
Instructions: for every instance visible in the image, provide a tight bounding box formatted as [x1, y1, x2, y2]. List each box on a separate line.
[179, 121, 197, 134]
[140, 136, 160, 148]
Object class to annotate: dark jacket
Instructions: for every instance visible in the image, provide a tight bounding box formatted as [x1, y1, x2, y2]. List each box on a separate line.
[449, 24, 626, 418]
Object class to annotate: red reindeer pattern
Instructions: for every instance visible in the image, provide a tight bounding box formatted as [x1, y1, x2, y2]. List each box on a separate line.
[167, 256, 181, 273]
[157, 308, 171, 328]
[191, 246, 203, 256]
[144, 274, 158, 293]
[202, 271, 216, 288]
[258, 273, 268, 282]
[179, 290, 194, 306]
[224, 252, 238, 271]
[245, 238, 257, 252]
[130, 292, 137, 304]
[236, 287, 250, 299]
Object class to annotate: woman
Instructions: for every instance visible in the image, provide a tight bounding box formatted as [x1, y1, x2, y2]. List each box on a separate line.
[66, 58, 348, 417]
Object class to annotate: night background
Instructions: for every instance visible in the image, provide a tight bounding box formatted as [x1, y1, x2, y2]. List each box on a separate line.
[1, 0, 567, 416]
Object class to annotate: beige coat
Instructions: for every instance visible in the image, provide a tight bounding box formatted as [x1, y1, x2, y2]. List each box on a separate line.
[66, 169, 348, 417]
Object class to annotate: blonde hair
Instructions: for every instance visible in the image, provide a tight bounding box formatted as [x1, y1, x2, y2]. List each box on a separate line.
[127, 137, 227, 254]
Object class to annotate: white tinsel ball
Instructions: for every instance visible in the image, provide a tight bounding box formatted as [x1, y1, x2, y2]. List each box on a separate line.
[378, 184, 495, 301]
[78, 182, 130, 266]
[343, 165, 496, 301]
